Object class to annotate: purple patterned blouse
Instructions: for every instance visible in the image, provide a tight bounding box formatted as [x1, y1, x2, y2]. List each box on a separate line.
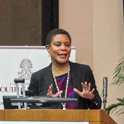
[55, 73, 76, 109]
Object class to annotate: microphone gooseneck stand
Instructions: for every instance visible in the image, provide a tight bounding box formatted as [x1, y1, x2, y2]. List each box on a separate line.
[14, 78, 27, 110]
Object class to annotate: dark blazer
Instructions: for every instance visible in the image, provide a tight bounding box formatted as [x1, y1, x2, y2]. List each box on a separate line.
[28, 61, 102, 109]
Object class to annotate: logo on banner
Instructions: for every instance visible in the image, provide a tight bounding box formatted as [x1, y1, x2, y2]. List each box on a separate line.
[18, 59, 33, 80]
[0, 59, 33, 94]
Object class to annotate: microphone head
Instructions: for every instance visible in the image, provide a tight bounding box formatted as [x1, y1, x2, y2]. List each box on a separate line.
[14, 78, 25, 83]
[103, 77, 108, 97]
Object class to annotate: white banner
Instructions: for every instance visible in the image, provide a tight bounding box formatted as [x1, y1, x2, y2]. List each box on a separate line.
[0, 46, 76, 109]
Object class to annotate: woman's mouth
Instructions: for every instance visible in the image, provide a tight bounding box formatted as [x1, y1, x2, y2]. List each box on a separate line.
[58, 54, 67, 58]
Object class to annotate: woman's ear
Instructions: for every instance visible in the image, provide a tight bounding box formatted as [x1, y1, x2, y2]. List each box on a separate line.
[46, 45, 50, 54]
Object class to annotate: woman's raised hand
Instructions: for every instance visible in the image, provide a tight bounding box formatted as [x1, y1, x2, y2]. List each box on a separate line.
[74, 82, 95, 100]
[47, 84, 63, 97]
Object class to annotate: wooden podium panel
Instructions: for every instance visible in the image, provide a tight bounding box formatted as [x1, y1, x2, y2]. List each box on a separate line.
[0, 109, 117, 124]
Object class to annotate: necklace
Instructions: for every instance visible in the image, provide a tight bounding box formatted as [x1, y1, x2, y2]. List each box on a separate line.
[52, 66, 70, 110]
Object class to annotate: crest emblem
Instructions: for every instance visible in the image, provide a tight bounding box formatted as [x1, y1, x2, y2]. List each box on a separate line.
[18, 59, 33, 80]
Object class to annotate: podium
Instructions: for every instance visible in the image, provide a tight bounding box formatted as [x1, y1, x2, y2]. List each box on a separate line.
[0, 109, 117, 124]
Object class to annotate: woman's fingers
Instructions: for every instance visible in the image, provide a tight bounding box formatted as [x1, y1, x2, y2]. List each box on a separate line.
[91, 88, 95, 94]
[52, 90, 63, 97]
[81, 82, 91, 91]
[73, 88, 82, 96]
[88, 83, 91, 91]
[74, 82, 95, 100]
[47, 84, 63, 97]
[47, 84, 53, 96]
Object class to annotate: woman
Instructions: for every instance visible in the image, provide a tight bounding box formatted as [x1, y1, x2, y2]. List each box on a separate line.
[28, 28, 102, 109]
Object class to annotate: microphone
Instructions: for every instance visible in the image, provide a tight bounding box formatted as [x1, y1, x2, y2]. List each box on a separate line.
[14, 78, 25, 83]
[103, 77, 108, 111]
[14, 78, 26, 109]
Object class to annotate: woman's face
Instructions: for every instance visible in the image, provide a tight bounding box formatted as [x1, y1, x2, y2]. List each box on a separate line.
[46, 34, 71, 65]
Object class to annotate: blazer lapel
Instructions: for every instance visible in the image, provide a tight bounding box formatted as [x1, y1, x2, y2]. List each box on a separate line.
[70, 62, 82, 91]
[42, 64, 56, 94]
[70, 62, 82, 108]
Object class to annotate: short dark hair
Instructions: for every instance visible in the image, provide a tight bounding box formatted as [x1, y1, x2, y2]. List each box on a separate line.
[46, 28, 72, 45]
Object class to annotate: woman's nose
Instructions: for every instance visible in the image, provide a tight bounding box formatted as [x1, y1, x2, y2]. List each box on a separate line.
[60, 44, 66, 50]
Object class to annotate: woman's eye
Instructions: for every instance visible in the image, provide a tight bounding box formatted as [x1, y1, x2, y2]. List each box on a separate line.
[55, 43, 61, 46]
[54, 42, 71, 47]
[65, 43, 71, 47]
